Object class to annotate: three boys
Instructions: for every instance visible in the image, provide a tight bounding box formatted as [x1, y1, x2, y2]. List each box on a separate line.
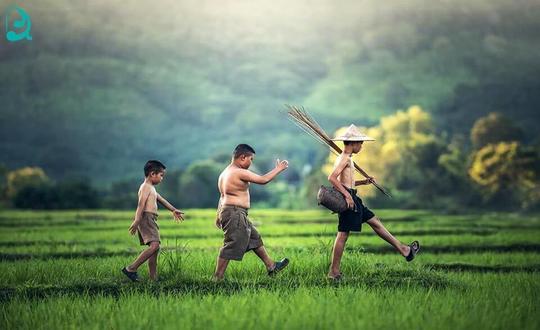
[123, 130, 420, 282]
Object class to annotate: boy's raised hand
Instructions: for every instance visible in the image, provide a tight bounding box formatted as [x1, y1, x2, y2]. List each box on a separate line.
[275, 158, 289, 171]
[345, 195, 355, 209]
[172, 209, 185, 223]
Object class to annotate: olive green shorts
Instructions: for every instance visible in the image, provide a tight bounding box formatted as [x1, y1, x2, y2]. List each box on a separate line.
[218, 205, 264, 261]
[137, 211, 160, 245]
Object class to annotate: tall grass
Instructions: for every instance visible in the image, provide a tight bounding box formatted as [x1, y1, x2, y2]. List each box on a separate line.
[0, 209, 539, 329]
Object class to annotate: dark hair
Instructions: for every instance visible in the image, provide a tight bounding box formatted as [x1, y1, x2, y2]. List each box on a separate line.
[233, 144, 256, 159]
[344, 141, 362, 146]
[144, 160, 166, 177]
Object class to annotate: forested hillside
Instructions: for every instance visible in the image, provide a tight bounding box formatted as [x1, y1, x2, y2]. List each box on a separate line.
[1, 0, 539, 183]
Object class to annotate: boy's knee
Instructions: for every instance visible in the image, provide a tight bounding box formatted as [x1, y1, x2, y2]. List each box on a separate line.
[149, 242, 160, 251]
[337, 232, 349, 241]
[367, 217, 381, 228]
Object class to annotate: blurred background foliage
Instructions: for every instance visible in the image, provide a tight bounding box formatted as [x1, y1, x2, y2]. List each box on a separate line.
[0, 0, 538, 210]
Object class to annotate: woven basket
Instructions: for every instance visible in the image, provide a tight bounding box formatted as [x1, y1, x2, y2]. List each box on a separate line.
[317, 185, 348, 213]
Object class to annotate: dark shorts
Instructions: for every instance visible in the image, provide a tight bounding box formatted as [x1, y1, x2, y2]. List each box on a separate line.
[218, 205, 264, 261]
[338, 189, 375, 232]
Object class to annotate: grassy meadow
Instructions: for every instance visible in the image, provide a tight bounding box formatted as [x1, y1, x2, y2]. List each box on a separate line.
[0, 209, 539, 329]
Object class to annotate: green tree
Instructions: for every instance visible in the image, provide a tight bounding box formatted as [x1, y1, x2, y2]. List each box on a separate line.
[470, 113, 523, 150]
[13, 178, 100, 209]
[301, 169, 328, 208]
[178, 160, 222, 208]
[13, 185, 58, 209]
[56, 180, 100, 209]
[469, 142, 539, 209]
[102, 178, 139, 209]
[158, 169, 183, 207]
[6, 167, 50, 199]
[0, 164, 8, 201]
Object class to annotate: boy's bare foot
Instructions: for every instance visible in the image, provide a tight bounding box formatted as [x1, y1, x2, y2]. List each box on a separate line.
[212, 275, 224, 282]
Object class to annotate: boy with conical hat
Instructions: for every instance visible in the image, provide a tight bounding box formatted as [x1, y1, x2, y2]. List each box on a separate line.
[327, 124, 420, 281]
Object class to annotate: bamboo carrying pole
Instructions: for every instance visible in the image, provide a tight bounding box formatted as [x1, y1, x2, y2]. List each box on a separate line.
[284, 105, 391, 198]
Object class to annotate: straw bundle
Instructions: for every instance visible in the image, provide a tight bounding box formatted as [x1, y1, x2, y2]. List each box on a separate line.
[284, 105, 391, 198]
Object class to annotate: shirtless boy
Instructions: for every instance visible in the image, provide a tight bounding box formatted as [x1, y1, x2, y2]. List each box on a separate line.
[327, 125, 420, 281]
[122, 160, 185, 282]
[214, 144, 290, 280]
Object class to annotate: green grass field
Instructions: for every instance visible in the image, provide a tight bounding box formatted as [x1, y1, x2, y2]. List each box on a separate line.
[1, 209, 539, 329]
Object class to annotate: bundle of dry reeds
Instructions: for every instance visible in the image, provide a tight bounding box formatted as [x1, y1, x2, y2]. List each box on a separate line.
[285, 105, 391, 198]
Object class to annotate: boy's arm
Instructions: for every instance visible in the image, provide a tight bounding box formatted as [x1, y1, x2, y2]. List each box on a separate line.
[157, 193, 184, 222]
[238, 159, 289, 185]
[128, 186, 151, 235]
[355, 177, 377, 186]
[328, 156, 355, 209]
[215, 196, 223, 229]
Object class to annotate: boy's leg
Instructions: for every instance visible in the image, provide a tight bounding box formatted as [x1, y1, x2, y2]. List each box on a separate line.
[248, 222, 277, 271]
[329, 231, 349, 277]
[127, 241, 160, 272]
[366, 216, 410, 256]
[252, 245, 275, 271]
[214, 256, 230, 280]
[148, 248, 159, 281]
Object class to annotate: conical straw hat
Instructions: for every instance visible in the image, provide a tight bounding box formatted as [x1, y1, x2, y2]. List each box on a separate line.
[331, 124, 375, 141]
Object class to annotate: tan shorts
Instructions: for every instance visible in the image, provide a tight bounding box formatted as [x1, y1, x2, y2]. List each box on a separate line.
[219, 205, 264, 261]
[137, 212, 160, 245]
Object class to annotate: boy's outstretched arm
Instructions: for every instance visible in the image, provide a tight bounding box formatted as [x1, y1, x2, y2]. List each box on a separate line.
[238, 159, 289, 185]
[129, 186, 151, 235]
[157, 193, 185, 222]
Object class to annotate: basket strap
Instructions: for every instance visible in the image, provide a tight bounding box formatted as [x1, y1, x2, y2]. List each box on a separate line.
[350, 155, 358, 212]
[349, 155, 354, 189]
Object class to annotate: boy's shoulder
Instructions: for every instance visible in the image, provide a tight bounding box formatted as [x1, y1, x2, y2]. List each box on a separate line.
[332, 153, 352, 172]
[334, 153, 348, 164]
[223, 165, 246, 176]
[139, 182, 156, 192]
